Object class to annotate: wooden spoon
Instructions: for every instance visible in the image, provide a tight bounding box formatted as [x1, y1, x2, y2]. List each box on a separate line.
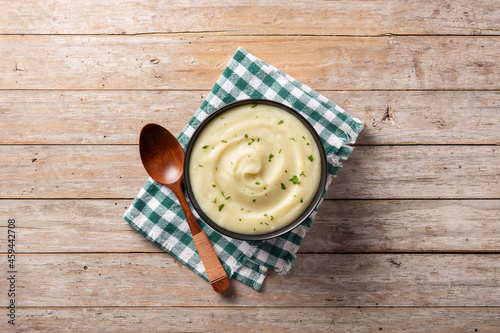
[139, 123, 230, 293]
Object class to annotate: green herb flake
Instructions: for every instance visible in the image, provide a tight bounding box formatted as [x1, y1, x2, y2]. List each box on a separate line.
[302, 136, 306, 140]
[221, 140, 228, 143]
[255, 182, 261, 185]
[264, 214, 267, 216]
[289, 137, 296, 142]
[268, 153, 274, 162]
[202, 145, 209, 149]
[307, 155, 314, 162]
[212, 184, 217, 188]
[300, 197, 304, 203]
[289, 175, 301, 185]
[244, 134, 248, 138]
[198, 164, 203, 167]
[260, 222, 263, 225]
[300, 171, 306, 177]
[212, 198, 217, 203]
[278, 120, 284, 125]
[270, 216, 275, 220]
[225, 196, 231, 200]
[281, 183, 286, 190]
[218, 204, 225, 211]
[265, 222, 269, 226]
[253, 228, 256, 231]
[251, 104, 257, 108]
[252, 199, 256, 202]
[248, 138, 255, 145]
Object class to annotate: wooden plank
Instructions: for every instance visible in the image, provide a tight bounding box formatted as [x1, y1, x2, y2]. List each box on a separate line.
[1, 90, 499, 145]
[1, 145, 498, 199]
[1, 199, 499, 253]
[304, 199, 500, 252]
[0, 145, 498, 199]
[1, 0, 499, 36]
[8, 307, 500, 332]
[4, 253, 500, 307]
[1, 35, 499, 90]
[331, 145, 500, 199]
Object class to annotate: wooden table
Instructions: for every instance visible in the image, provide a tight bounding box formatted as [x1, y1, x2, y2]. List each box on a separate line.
[1, 1, 499, 331]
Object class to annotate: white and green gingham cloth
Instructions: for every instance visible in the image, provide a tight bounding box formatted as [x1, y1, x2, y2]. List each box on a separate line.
[123, 47, 364, 290]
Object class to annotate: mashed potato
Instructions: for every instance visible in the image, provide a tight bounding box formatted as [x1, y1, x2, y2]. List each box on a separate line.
[188, 102, 322, 235]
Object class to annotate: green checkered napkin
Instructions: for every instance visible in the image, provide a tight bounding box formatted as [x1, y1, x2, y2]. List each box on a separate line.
[124, 47, 364, 290]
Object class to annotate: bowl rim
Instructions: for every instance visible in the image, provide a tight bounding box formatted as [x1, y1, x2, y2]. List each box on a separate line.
[183, 99, 327, 241]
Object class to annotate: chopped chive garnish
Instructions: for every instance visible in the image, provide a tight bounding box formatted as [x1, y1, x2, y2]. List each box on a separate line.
[212, 184, 217, 188]
[302, 136, 306, 140]
[278, 120, 284, 125]
[251, 104, 257, 108]
[300, 197, 304, 203]
[255, 182, 261, 185]
[253, 228, 256, 231]
[279, 149, 282, 154]
[289, 137, 295, 141]
[260, 222, 263, 225]
[198, 165, 203, 167]
[289, 175, 301, 185]
[268, 153, 274, 162]
[202, 145, 209, 149]
[248, 138, 255, 145]
[221, 140, 227, 143]
[270, 216, 275, 220]
[252, 199, 256, 202]
[218, 204, 225, 211]
[307, 155, 314, 162]
[244, 134, 248, 138]
[225, 196, 231, 200]
[265, 222, 269, 225]
[213, 198, 217, 203]
[264, 214, 267, 216]
[300, 171, 306, 177]
[281, 183, 286, 190]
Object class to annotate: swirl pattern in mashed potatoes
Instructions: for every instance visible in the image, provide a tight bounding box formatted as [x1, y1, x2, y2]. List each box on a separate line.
[188, 102, 322, 235]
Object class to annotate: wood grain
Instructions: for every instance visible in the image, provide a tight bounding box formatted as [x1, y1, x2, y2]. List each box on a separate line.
[1, 1, 499, 330]
[2, 35, 499, 90]
[0, 199, 498, 254]
[11, 307, 500, 333]
[1, 0, 499, 36]
[1, 90, 499, 145]
[1, 145, 497, 199]
[4, 253, 500, 307]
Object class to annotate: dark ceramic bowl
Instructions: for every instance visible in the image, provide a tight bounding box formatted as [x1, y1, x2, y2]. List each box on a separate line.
[183, 99, 327, 241]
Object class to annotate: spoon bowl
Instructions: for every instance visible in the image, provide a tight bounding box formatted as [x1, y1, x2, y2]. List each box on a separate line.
[139, 124, 184, 185]
[139, 123, 230, 293]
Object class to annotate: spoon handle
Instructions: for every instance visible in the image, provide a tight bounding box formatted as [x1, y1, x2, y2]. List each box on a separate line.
[173, 183, 230, 293]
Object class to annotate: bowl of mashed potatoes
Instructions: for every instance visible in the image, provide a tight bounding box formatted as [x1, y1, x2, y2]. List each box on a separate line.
[183, 99, 327, 241]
